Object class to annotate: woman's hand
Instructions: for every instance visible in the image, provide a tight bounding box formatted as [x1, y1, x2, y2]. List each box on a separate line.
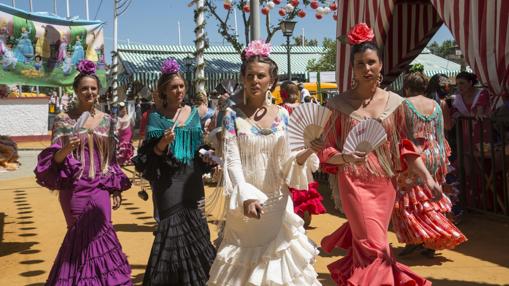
[54, 136, 80, 164]
[243, 199, 264, 219]
[309, 138, 325, 153]
[162, 129, 175, 145]
[425, 177, 443, 202]
[342, 151, 367, 164]
[112, 191, 122, 210]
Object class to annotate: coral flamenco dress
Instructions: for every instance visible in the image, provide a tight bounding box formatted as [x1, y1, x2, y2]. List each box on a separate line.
[318, 92, 431, 286]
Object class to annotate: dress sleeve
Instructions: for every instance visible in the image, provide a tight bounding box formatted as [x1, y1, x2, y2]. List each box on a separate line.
[317, 113, 340, 174]
[397, 104, 421, 172]
[34, 114, 81, 191]
[222, 109, 268, 212]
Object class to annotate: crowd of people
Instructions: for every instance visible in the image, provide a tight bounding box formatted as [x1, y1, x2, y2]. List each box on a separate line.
[33, 22, 506, 286]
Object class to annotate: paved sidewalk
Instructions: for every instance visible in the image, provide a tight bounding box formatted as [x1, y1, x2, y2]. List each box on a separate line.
[1, 169, 508, 285]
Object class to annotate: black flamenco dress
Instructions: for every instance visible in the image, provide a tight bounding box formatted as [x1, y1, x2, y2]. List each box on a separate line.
[134, 108, 216, 286]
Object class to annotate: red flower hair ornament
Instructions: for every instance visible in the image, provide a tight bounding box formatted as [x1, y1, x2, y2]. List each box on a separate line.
[338, 23, 375, 45]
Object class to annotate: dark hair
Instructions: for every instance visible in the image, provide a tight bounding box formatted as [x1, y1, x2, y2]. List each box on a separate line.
[72, 73, 101, 91]
[426, 73, 449, 99]
[157, 72, 186, 101]
[304, 96, 312, 103]
[456, 71, 478, 86]
[35, 55, 42, 61]
[350, 41, 382, 64]
[403, 71, 428, 95]
[240, 53, 278, 92]
[280, 81, 299, 103]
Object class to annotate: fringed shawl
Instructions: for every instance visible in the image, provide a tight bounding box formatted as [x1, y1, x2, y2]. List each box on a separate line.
[146, 108, 203, 165]
[323, 91, 407, 180]
[51, 112, 114, 179]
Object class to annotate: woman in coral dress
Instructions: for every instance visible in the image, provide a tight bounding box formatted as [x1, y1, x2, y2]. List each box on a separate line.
[312, 23, 439, 286]
[392, 70, 467, 258]
[208, 41, 321, 286]
[34, 60, 132, 285]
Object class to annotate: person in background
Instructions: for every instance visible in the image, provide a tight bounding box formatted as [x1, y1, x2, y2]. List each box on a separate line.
[451, 71, 490, 209]
[279, 80, 326, 227]
[298, 82, 311, 102]
[193, 92, 215, 131]
[393, 70, 467, 258]
[34, 60, 132, 285]
[116, 102, 135, 166]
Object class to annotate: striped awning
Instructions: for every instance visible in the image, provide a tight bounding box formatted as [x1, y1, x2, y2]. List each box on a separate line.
[117, 44, 325, 88]
[336, 0, 509, 109]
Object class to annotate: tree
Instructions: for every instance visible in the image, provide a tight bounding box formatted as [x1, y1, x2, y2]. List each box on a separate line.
[427, 39, 457, 58]
[204, 0, 335, 54]
[293, 36, 318, 46]
[306, 37, 336, 72]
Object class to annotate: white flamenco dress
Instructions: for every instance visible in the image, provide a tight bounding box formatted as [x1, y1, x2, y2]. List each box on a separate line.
[208, 106, 321, 286]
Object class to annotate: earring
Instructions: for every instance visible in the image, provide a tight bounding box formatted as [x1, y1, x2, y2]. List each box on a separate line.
[377, 74, 383, 87]
[265, 89, 273, 106]
[243, 90, 247, 105]
[162, 97, 167, 108]
[351, 78, 358, 89]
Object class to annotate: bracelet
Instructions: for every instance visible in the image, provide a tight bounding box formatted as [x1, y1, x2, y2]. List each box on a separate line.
[341, 153, 349, 163]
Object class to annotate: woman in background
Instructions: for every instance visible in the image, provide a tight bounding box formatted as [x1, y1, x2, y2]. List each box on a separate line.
[116, 102, 135, 166]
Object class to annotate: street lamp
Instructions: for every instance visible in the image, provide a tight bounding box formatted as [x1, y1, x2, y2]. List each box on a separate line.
[280, 20, 296, 81]
[183, 55, 194, 98]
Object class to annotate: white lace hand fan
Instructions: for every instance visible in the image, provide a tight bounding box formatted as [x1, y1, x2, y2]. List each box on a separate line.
[73, 111, 90, 135]
[288, 103, 332, 151]
[343, 118, 387, 154]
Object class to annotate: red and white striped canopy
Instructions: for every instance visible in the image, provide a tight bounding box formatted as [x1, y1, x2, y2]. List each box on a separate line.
[336, 0, 509, 106]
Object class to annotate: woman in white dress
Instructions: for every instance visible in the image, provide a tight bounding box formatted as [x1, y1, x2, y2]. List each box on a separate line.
[207, 41, 321, 285]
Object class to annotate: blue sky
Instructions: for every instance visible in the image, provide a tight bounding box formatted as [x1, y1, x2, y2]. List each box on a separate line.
[1, 0, 453, 59]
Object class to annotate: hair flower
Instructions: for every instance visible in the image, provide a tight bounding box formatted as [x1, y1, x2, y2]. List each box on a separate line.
[341, 23, 375, 45]
[161, 58, 180, 74]
[76, 60, 96, 75]
[244, 40, 272, 59]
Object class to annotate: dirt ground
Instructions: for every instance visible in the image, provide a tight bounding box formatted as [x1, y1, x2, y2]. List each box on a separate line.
[1, 162, 509, 286]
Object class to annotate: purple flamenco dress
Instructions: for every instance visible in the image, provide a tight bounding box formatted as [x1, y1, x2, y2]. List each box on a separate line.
[34, 112, 133, 286]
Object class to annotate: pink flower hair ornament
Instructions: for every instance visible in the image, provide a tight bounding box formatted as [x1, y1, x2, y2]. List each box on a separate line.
[161, 58, 181, 74]
[244, 40, 272, 59]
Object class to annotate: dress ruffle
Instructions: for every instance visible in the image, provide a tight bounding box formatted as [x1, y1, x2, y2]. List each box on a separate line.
[283, 153, 319, 190]
[34, 145, 81, 191]
[117, 141, 134, 166]
[321, 223, 431, 286]
[46, 200, 132, 286]
[392, 186, 467, 250]
[288, 182, 326, 217]
[99, 164, 132, 194]
[208, 208, 321, 286]
[144, 205, 215, 286]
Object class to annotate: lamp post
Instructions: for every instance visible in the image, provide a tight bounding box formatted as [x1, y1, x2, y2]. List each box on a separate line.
[280, 20, 296, 81]
[183, 55, 194, 99]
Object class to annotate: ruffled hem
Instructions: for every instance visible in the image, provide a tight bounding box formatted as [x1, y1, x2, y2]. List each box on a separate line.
[392, 204, 467, 250]
[322, 223, 430, 286]
[208, 209, 321, 286]
[394, 185, 452, 214]
[34, 145, 81, 191]
[144, 206, 215, 286]
[289, 182, 326, 216]
[46, 200, 132, 286]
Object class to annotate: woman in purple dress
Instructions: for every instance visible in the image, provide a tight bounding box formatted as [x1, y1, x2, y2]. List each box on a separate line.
[34, 60, 133, 286]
